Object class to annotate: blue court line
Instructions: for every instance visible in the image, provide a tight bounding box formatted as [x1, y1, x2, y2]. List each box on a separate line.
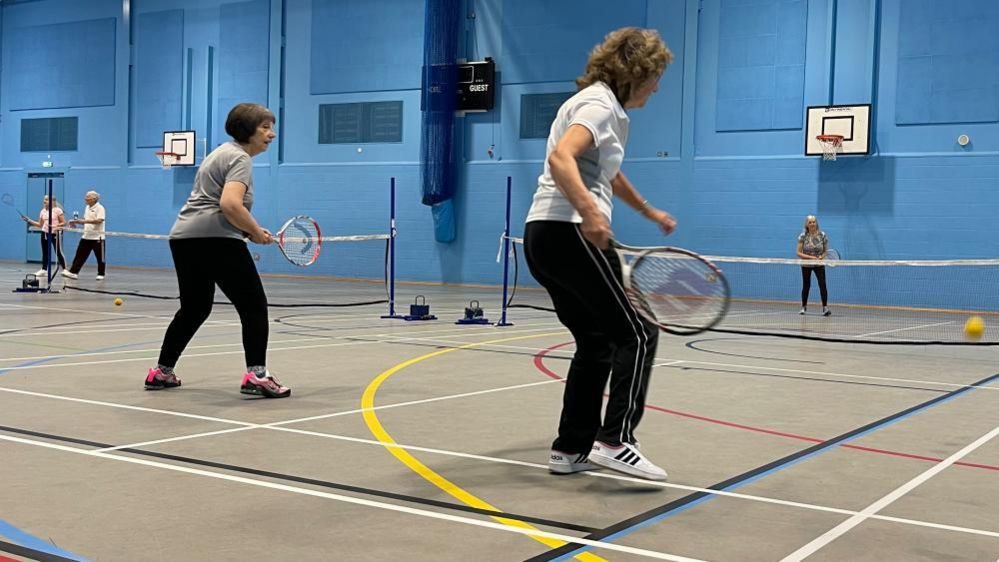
[0, 519, 87, 561]
[1, 338, 160, 561]
[540, 372, 999, 561]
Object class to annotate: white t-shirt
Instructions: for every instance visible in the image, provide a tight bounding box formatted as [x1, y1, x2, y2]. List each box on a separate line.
[526, 81, 629, 224]
[82, 202, 106, 240]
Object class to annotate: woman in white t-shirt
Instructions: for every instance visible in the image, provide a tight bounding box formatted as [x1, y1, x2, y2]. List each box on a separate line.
[523, 27, 676, 481]
[796, 215, 831, 316]
[21, 195, 67, 275]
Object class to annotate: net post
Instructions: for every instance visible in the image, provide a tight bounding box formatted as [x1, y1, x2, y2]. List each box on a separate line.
[496, 176, 514, 326]
[381, 177, 404, 319]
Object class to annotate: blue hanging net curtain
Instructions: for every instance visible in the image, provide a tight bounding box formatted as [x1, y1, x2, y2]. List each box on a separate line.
[421, 0, 460, 242]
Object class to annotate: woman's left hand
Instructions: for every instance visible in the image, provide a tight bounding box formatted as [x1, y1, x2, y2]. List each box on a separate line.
[645, 208, 677, 235]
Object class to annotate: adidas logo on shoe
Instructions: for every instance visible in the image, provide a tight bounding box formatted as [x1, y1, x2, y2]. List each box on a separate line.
[549, 450, 599, 474]
[588, 441, 667, 481]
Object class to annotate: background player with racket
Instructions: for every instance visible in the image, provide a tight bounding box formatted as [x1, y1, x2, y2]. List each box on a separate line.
[524, 28, 676, 481]
[146, 103, 291, 398]
[796, 214, 833, 316]
[21, 194, 68, 276]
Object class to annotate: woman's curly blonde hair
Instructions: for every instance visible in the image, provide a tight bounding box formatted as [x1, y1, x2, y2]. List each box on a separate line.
[577, 27, 673, 106]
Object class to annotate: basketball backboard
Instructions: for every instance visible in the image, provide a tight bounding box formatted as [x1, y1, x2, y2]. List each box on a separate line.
[804, 104, 872, 157]
[162, 130, 196, 166]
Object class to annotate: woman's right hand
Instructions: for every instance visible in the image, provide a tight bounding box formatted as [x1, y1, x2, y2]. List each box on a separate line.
[250, 228, 273, 245]
[581, 212, 612, 250]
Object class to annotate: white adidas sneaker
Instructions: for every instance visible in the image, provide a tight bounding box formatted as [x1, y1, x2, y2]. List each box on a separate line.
[589, 441, 667, 481]
[549, 450, 599, 474]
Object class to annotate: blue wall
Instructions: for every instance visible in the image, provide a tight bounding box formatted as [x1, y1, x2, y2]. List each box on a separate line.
[0, 0, 997, 293]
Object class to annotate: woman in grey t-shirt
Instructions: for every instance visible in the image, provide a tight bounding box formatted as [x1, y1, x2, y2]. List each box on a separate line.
[145, 103, 290, 398]
[796, 214, 831, 316]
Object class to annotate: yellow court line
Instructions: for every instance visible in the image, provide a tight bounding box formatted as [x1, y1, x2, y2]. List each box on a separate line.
[361, 331, 608, 562]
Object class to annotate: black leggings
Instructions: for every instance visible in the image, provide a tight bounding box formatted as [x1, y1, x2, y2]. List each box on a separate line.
[800, 266, 828, 307]
[40, 232, 67, 270]
[158, 238, 268, 369]
[524, 221, 659, 452]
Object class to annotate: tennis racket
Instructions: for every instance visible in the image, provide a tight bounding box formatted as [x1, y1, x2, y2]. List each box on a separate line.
[2, 193, 28, 220]
[269, 215, 322, 267]
[611, 240, 730, 336]
[825, 248, 841, 267]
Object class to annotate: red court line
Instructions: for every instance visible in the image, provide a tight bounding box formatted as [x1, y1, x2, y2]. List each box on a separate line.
[0, 555, 20, 562]
[534, 342, 999, 473]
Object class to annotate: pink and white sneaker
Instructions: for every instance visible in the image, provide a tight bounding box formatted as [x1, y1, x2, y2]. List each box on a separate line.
[144, 367, 182, 390]
[239, 371, 291, 399]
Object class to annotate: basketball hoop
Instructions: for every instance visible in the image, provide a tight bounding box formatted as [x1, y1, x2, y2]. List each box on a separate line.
[155, 151, 180, 169]
[816, 134, 844, 161]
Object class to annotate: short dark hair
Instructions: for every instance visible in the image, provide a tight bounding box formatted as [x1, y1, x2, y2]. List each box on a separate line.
[224, 103, 275, 143]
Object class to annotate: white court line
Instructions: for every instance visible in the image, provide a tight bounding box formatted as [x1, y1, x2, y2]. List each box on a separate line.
[260, 427, 999, 541]
[0, 302, 169, 320]
[0, 433, 700, 562]
[0, 320, 562, 361]
[61, 380, 565, 452]
[90, 427, 256, 453]
[267, 379, 563, 427]
[780, 424, 999, 561]
[653, 360, 685, 368]
[0, 336, 330, 363]
[2, 382, 997, 540]
[853, 321, 955, 339]
[0, 314, 561, 340]
[0, 325, 570, 371]
[673, 360, 999, 392]
[0, 386, 257, 426]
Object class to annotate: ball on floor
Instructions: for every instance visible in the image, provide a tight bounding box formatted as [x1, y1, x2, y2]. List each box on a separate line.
[964, 316, 984, 340]
[114, 297, 123, 307]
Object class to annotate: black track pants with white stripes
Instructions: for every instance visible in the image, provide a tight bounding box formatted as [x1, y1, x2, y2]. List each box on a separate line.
[524, 220, 659, 453]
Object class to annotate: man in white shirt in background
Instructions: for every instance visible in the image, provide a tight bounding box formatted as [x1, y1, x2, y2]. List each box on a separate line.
[63, 190, 107, 280]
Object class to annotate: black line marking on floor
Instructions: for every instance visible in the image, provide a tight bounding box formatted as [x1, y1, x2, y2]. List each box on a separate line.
[685, 337, 825, 364]
[0, 425, 596, 534]
[0, 538, 79, 562]
[525, 372, 999, 561]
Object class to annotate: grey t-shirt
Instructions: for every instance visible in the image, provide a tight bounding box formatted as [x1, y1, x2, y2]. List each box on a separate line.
[170, 142, 253, 240]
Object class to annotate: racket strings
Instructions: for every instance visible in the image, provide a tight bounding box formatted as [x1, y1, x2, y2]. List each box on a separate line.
[279, 218, 321, 266]
[630, 254, 728, 328]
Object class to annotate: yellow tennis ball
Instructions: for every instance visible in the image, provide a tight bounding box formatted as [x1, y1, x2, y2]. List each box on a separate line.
[114, 298, 123, 307]
[964, 316, 985, 340]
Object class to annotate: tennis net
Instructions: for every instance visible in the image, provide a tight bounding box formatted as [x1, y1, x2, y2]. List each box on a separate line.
[499, 239, 999, 345]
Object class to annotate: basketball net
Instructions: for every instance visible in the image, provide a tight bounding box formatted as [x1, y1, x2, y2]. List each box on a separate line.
[816, 135, 843, 161]
[155, 151, 180, 169]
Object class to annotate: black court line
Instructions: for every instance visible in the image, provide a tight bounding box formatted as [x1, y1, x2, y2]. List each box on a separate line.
[0, 539, 80, 562]
[670, 364, 950, 394]
[0, 425, 596, 535]
[685, 338, 825, 364]
[704, 325, 999, 346]
[526, 372, 999, 561]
